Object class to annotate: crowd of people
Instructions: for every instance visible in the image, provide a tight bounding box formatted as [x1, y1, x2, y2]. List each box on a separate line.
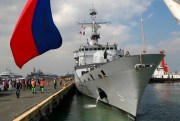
[0, 77, 65, 98]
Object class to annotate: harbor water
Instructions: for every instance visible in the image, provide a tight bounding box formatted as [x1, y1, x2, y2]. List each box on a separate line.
[49, 83, 180, 121]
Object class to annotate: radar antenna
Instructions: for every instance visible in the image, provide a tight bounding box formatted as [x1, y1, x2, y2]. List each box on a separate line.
[77, 4, 110, 46]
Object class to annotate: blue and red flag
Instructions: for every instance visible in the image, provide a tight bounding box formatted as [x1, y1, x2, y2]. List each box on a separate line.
[10, 0, 62, 69]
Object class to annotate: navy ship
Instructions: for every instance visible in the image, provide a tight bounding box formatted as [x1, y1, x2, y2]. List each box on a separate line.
[73, 5, 164, 120]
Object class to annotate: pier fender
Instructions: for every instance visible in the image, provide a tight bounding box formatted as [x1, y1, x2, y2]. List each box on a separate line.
[98, 88, 107, 99]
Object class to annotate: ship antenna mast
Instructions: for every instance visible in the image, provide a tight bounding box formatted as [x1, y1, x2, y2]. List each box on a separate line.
[141, 18, 147, 53]
[77, 4, 109, 46]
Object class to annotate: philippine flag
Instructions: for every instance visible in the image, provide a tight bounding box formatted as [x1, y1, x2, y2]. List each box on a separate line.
[10, 0, 62, 69]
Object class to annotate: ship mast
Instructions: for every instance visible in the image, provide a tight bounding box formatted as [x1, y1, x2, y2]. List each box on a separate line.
[77, 5, 109, 46]
[141, 18, 147, 53]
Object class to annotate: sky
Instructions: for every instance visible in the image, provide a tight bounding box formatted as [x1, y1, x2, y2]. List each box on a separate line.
[0, 0, 180, 77]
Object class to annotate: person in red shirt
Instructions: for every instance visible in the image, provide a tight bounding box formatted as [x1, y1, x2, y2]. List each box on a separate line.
[22, 79, 26, 90]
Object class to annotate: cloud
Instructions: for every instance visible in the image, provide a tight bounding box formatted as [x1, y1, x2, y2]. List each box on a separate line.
[99, 24, 131, 46]
[156, 30, 180, 53]
[3, 0, 173, 76]
[170, 30, 180, 36]
[157, 33, 180, 72]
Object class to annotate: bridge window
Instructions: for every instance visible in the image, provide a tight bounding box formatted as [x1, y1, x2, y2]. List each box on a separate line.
[82, 71, 88, 76]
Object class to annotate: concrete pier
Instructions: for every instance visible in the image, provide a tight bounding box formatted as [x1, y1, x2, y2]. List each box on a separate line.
[0, 80, 75, 121]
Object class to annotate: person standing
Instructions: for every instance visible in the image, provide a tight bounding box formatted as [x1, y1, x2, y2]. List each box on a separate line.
[8, 79, 13, 91]
[13, 79, 17, 91]
[4, 79, 8, 91]
[40, 78, 45, 93]
[47, 79, 50, 86]
[31, 78, 36, 94]
[16, 80, 22, 98]
[37, 78, 41, 91]
[53, 78, 57, 89]
[59, 78, 63, 87]
[22, 79, 26, 91]
[28, 78, 32, 90]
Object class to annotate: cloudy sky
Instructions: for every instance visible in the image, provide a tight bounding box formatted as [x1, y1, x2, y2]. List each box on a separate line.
[0, 0, 180, 76]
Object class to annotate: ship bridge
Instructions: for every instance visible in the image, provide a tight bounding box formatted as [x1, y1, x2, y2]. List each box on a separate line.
[74, 43, 124, 66]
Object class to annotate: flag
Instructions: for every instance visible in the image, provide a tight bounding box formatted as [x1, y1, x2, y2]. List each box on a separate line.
[80, 26, 86, 35]
[10, 0, 62, 69]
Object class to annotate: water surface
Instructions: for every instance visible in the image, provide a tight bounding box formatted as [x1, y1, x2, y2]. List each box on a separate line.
[49, 83, 180, 121]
